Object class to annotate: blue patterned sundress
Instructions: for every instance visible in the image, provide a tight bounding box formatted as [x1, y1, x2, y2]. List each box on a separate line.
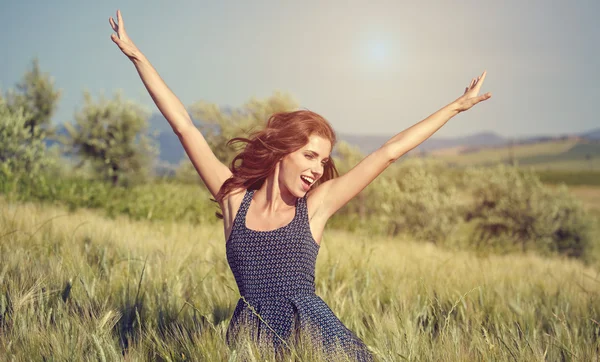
[225, 189, 372, 361]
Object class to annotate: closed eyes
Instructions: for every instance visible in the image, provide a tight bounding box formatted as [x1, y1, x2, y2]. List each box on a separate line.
[305, 153, 328, 166]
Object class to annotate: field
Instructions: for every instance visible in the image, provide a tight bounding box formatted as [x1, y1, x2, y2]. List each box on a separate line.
[426, 139, 600, 172]
[2, 196, 600, 361]
[559, 185, 600, 212]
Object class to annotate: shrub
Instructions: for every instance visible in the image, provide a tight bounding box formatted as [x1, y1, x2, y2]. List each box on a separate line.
[376, 159, 463, 243]
[0, 99, 54, 179]
[462, 164, 594, 258]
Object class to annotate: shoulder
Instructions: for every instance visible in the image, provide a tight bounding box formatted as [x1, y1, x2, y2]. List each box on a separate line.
[305, 182, 331, 221]
[222, 186, 247, 203]
[220, 187, 247, 220]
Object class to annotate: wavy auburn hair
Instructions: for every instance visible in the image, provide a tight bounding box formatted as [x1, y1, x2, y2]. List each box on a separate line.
[214, 110, 339, 217]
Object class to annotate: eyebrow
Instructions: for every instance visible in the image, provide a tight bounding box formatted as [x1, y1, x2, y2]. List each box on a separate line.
[306, 150, 330, 162]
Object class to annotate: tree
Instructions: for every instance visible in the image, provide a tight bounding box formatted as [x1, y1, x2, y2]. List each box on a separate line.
[176, 92, 299, 183]
[63, 91, 157, 186]
[0, 97, 53, 178]
[463, 164, 593, 258]
[5, 58, 61, 135]
[188, 91, 299, 165]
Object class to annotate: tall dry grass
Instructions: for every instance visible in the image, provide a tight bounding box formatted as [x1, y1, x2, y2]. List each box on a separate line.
[1, 198, 600, 361]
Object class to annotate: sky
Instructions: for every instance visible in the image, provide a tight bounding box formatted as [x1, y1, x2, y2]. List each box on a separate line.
[1, 0, 598, 139]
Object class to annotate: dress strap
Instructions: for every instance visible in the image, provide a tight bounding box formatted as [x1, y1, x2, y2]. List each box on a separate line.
[233, 189, 255, 229]
[296, 194, 310, 224]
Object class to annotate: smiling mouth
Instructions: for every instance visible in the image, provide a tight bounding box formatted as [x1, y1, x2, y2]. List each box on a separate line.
[301, 175, 315, 187]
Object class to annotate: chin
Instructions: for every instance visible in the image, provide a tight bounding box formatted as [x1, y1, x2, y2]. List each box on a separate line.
[284, 184, 305, 199]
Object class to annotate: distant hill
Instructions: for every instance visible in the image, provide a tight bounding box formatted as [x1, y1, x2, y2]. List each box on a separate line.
[148, 113, 175, 134]
[581, 128, 600, 140]
[515, 143, 600, 165]
[49, 113, 600, 168]
[338, 131, 509, 156]
[156, 131, 185, 164]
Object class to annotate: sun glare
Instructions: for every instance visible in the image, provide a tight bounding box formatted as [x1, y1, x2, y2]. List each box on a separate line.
[358, 36, 396, 71]
[369, 41, 387, 63]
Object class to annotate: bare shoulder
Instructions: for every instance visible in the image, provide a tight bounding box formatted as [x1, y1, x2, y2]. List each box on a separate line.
[306, 180, 333, 220]
[305, 182, 334, 244]
[221, 187, 246, 220]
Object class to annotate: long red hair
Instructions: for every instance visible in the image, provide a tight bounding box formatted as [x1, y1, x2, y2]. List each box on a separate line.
[214, 110, 339, 217]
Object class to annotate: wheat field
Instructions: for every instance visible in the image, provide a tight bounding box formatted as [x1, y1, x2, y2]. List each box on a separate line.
[1, 198, 600, 361]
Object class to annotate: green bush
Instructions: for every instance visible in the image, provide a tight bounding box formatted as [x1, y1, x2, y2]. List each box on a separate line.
[329, 159, 464, 242]
[375, 160, 463, 243]
[461, 164, 594, 258]
[2, 155, 595, 262]
[0, 173, 216, 225]
[62, 91, 157, 186]
[0, 100, 54, 179]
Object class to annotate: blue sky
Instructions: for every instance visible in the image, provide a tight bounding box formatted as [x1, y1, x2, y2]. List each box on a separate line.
[1, 0, 598, 138]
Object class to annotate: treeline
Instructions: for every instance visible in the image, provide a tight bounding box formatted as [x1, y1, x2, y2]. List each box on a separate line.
[1, 59, 597, 263]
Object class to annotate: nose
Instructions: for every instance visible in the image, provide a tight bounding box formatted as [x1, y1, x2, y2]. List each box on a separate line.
[312, 165, 323, 179]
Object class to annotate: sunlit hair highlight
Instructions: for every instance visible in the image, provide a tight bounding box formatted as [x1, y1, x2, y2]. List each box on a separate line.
[214, 110, 339, 218]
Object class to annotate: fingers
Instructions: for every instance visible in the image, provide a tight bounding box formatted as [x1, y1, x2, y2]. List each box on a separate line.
[109, 16, 117, 32]
[471, 92, 492, 107]
[465, 70, 488, 96]
[110, 10, 128, 39]
[474, 70, 487, 92]
[111, 33, 120, 45]
[117, 9, 124, 30]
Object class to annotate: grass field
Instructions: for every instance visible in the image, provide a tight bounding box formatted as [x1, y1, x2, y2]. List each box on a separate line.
[429, 139, 579, 162]
[2, 198, 600, 361]
[426, 139, 600, 172]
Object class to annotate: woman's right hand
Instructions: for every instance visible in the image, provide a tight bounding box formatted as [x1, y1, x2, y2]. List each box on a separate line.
[109, 10, 142, 61]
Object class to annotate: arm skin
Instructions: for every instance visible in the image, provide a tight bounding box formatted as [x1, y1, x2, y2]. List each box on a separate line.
[130, 54, 193, 135]
[383, 102, 460, 160]
[110, 10, 231, 198]
[309, 72, 492, 221]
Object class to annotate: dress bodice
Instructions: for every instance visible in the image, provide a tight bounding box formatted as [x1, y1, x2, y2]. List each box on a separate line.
[226, 189, 320, 300]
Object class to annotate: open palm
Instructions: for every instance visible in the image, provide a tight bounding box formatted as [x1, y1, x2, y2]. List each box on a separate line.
[109, 10, 140, 61]
[454, 71, 492, 112]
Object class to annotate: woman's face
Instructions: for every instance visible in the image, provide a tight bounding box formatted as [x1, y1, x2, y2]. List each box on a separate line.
[278, 134, 332, 198]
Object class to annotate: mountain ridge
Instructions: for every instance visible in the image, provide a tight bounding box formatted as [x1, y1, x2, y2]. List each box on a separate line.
[50, 113, 600, 165]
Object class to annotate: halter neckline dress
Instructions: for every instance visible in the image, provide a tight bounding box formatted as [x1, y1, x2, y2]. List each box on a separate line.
[225, 189, 372, 361]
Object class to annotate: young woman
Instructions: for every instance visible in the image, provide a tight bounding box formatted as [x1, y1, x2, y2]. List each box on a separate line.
[110, 10, 491, 360]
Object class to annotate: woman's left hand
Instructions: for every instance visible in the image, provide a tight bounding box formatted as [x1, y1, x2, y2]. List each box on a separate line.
[452, 71, 492, 113]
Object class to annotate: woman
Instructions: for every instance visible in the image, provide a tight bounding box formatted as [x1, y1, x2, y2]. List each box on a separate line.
[109, 10, 491, 360]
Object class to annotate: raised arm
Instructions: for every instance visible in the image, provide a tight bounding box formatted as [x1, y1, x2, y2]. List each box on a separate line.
[109, 10, 231, 198]
[309, 71, 492, 220]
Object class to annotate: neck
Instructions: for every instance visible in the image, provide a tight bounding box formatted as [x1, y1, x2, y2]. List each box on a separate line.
[254, 163, 296, 212]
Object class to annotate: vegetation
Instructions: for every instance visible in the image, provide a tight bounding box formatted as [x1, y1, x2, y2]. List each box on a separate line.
[0, 174, 216, 225]
[3, 57, 61, 135]
[0, 98, 56, 179]
[535, 169, 600, 186]
[189, 91, 298, 166]
[62, 91, 158, 186]
[2, 57, 600, 360]
[1, 200, 600, 361]
[2, 159, 596, 265]
[461, 165, 593, 259]
[426, 139, 600, 176]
